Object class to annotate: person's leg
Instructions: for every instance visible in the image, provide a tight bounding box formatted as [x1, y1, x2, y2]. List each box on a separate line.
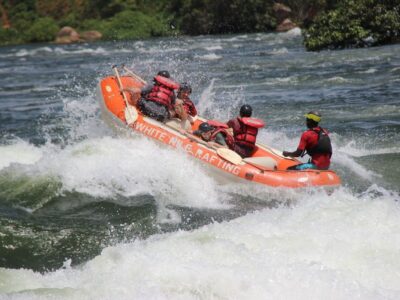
[139, 100, 168, 122]
[287, 163, 318, 170]
[233, 144, 254, 158]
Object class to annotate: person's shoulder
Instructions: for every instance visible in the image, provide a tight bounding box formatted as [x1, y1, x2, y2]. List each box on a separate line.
[227, 118, 237, 125]
[301, 130, 314, 139]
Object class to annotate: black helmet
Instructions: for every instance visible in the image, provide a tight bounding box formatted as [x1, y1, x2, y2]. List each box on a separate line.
[240, 104, 252, 117]
[198, 122, 214, 133]
[178, 82, 192, 93]
[157, 70, 170, 78]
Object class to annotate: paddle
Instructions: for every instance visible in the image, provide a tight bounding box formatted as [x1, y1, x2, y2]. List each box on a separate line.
[177, 129, 243, 165]
[216, 148, 242, 165]
[258, 143, 295, 161]
[122, 65, 148, 85]
[243, 156, 277, 171]
[112, 65, 138, 125]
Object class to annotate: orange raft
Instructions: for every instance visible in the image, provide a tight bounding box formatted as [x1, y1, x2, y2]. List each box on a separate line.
[97, 75, 341, 189]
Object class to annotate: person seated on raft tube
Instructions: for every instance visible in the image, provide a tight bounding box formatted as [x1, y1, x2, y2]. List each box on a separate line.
[136, 70, 180, 123]
[173, 82, 198, 125]
[226, 104, 265, 158]
[193, 122, 234, 148]
[282, 111, 332, 170]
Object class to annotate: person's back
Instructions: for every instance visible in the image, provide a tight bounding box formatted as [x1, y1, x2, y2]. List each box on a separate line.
[227, 104, 264, 158]
[283, 111, 332, 170]
[138, 70, 179, 122]
[300, 126, 331, 169]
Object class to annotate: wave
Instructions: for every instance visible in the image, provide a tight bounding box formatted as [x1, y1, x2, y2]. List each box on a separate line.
[1, 185, 399, 299]
[0, 140, 42, 171]
[1, 46, 130, 58]
[0, 136, 232, 211]
[195, 53, 223, 61]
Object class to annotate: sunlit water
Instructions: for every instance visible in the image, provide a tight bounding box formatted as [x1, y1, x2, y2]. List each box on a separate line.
[0, 29, 399, 299]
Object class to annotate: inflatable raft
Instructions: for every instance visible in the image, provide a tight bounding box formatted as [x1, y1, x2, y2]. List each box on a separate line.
[97, 71, 341, 189]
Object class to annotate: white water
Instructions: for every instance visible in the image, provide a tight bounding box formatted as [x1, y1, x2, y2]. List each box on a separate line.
[1, 186, 399, 299]
[1, 30, 400, 299]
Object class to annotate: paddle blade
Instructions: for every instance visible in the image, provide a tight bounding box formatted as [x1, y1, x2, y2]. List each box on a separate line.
[125, 105, 138, 125]
[243, 156, 277, 171]
[216, 148, 242, 165]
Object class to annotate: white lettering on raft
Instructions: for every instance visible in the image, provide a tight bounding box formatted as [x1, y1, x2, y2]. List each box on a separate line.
[133, 122, 241, 175]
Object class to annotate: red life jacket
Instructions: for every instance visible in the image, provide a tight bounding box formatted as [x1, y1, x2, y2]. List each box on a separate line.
[232, 117, 264, 148]
[210, 128, 235, 148]
[182, 98, 197, 116]
[147, 75, 179, 108]
[208, 120, 229, 129]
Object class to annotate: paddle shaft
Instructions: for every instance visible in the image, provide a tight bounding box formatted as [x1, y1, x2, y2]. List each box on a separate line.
[122, 66, 147, 85]
[113, 66, 130, 107]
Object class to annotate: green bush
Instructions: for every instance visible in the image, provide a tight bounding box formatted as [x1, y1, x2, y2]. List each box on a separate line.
[0, 28, 23, 45]
[304, 0, 400, 51]
[26, 17, 59, 42]
[102, 10, 169, 40]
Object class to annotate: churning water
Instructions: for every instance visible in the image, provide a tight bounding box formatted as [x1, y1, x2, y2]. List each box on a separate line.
[0, 29, 399, 299]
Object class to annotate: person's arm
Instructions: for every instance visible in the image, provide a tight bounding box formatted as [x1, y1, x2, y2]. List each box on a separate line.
[283, 132, 307, 157]
[226, 119, 236, 136]
[283, 149, 303, 157]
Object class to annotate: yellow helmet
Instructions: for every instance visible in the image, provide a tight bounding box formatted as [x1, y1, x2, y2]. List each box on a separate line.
[304, 111, 321, 123]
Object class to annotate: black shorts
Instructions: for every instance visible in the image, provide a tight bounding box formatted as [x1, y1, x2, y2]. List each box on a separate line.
[138, 98, 169, 122]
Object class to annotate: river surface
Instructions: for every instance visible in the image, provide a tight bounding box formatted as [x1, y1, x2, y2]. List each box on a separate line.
[0, 29, 400, 299]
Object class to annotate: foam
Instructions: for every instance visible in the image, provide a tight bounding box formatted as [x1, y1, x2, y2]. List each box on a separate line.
[1, 186, 399, 299]
[0, 141, 43, 171]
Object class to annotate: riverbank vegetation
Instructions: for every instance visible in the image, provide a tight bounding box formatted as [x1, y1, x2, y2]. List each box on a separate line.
[0, 0, 399, 51]
[303, 0, 400, 51]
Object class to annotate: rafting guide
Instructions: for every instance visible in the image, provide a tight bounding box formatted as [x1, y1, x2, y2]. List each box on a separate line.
[283, 111, 332, 170]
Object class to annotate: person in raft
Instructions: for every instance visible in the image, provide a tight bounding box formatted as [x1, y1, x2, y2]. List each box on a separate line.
[193, 122, 234, 148]
[131, 70, 179, 122]
[226, 104, 265, 158]
[173, 82, 198, 125]
[282, 111, 332, 170]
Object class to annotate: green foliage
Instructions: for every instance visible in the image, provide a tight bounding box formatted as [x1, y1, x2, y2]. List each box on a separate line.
[304, 0, 400, 51]
[26, 17, 59, 42]
[101, 10, 170, 40]
[169, 0, 276, 35]
[1, 0, 399, 50]
[0, 28, 23, 45]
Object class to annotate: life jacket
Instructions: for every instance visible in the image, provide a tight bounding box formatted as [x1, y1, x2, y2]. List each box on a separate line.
[208, 120, 229, 129]
[232, 117, 264, 148]
[147, 75, 179, 108]
[207, 120, 234, 148]
[210, 128, 235, 148]
[307, 127, 332, 157]
[182, 98, 197, 116]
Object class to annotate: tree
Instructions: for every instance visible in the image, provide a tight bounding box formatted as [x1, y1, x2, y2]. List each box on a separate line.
[0, 0, 11, 28]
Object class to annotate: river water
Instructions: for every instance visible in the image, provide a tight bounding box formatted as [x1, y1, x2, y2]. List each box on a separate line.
[0, 29, 399, 299]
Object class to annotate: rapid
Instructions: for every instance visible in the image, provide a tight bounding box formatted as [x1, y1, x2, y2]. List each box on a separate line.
[0, 29, 399, 299]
